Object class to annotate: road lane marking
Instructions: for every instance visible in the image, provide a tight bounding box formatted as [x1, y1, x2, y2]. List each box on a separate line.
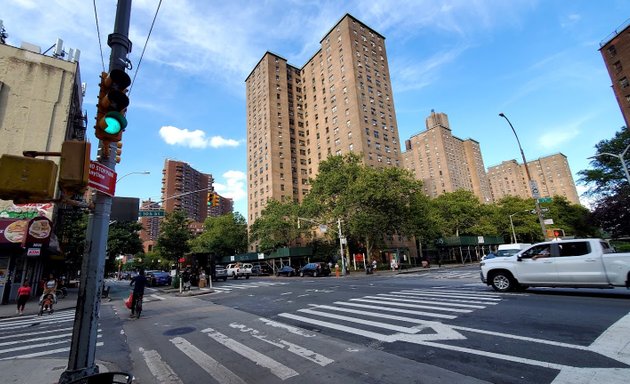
[350, 298, 472, 313]
[334, 301, 456, 319]
[309, 304, 448, 326]
[0, 326, 73, 341]
[410, 288, 502, 297]
[0, 342, 103, 360]
[0, 332, 72, 347]
[373, 294, 487, 309]
[229, 323, 333, 366]
[201, 327, 299, 380]
[402, 290, 503, 301]
[150, 294, 166, 301]
[297, 308, 425, 334]
[588, 311, 630, 365]
[258, 318, 317, 337]
[170, 339, 250, 384]
[141, 348, 184, 384]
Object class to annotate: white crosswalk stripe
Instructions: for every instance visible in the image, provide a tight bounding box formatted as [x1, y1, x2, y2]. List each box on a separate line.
[209, 281, 288, 293]
[0, 310, 104, 360]
[277, 288, 501, 343]
[138, 315, 337, 383]
[399, 270, 480, 279]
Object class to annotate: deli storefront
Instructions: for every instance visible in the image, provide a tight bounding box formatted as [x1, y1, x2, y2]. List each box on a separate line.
[0, 215, 54, 304]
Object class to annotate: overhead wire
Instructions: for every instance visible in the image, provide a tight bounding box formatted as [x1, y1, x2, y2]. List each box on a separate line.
[129, 0, 163, 97]
[92, 0, 106, 73]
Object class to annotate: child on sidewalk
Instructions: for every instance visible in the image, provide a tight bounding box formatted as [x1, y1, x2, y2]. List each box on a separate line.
[16, 282, 32, 315]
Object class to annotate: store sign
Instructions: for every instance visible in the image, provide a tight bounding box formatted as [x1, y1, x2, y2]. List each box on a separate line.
[27, 248, 41, 256]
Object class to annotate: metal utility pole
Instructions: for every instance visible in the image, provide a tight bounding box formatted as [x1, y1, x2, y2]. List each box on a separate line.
[59, 1, 132, 382]
[337, 218, 347, 275]
[499, 113, 547, 240]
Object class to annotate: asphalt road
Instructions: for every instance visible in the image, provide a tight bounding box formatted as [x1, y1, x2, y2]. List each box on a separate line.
[1, 266, 628, 383]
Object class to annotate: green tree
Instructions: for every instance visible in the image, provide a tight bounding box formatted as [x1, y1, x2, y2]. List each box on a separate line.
[578, 128, 630, 197]
[430, 190, 484, 237]
[106, 221, 143, 272]
[578, 127, 630, 238]
[249, 200, 300, 252]
[545, 196, 599, 238]
[304, 154, 430, 261]
[155, 210, 191, 264]
[190, 212, 248, 256]
[493, 196, 542, 243]
[57, 208, 88, 277]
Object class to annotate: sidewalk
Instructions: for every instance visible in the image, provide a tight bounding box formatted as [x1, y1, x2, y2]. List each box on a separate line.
[0, 288, 80, 319]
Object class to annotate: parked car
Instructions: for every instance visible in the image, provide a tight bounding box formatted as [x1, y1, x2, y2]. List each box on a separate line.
[276, 266, 296, 277]
[299, 262, 331, 277]
[146, 271, 172, 286]
[252, 264, 272, 276]
[213, 265, 228, 281]
[240, 263, 253, 279]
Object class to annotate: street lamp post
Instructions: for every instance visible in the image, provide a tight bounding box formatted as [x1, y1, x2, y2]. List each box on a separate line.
[499, 113, 547, 240]
[297, 217, 347, 275]
[116, 170, 150, 184]
[588, 144, 630, 186]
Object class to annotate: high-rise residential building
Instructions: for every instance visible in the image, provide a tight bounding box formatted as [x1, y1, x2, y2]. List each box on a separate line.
[139, 199, 161, 252]
[600, 19, 630, 130]
[161, 159, 213, 223]
[402, 111, 493, 202]
[487, 153, 580, 204]
[245, 14, 401, 225]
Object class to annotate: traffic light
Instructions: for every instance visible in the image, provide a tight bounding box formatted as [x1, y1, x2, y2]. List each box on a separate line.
[115, 142, 123, 163]
[212, 193, 220, 207]
[95, 69, 131, 144]
[59, 140, 91, 195]
[207, 192, 213, 206]
[0, 155, 58, 203]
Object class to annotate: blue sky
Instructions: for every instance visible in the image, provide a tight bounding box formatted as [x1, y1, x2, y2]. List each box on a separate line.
[3, 0, 629, 218]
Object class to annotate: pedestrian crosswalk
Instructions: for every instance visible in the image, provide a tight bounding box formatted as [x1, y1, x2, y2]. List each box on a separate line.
[202, 280, 289, 294]
[0, 310, 103, 360]
[398, 270, 481, 280]
[135, 288, 502, 383]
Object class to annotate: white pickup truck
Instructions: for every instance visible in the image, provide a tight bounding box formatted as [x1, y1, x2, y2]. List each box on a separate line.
[225, 263, 252, 280]
[480, 238, 630, 292]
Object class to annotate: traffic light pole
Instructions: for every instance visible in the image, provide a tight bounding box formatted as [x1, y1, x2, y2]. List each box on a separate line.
[59, 1, 132, 383]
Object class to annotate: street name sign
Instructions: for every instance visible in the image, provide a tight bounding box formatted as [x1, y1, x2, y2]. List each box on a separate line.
[538, 197, 553, 203]
[139, 210, 165, 217]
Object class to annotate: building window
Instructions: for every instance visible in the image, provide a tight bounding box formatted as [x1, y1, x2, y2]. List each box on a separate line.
[607, 45, 617, 57]
[620, 77, 629, 89]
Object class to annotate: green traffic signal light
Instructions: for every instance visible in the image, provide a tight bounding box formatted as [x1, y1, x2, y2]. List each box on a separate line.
[103, 111, 127, 134]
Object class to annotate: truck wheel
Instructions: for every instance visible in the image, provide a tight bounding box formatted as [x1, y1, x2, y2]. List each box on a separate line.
[313, 271, 318, 277]
[233, 273, 238, 280]
[300, 272, 304, 277]
[222, 277, 227, 281]
[491, 271, 514, 292]
[245, 274, 250, 280]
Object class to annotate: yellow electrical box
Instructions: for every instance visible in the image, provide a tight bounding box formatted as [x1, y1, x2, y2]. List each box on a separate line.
[59, 140, 91, 194]
[0, 155, 58, 203]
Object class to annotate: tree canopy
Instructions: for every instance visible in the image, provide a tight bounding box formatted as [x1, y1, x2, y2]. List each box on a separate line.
[155, 210, 191, 263]
[190, 212, 248, 256]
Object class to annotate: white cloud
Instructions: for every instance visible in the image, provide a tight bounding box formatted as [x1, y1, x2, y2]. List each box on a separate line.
[159, 126, 240, 149]
[537, 113, 594, 150]
[214, 170, 246, 202]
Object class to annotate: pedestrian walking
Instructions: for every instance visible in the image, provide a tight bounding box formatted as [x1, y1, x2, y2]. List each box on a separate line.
[182, 268, 191, 291]
[16, 282, 31, 315]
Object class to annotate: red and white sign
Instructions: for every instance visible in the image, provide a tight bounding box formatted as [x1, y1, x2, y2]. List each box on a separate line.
[27, 248, 41, 256]
[88, 161, 117, 196]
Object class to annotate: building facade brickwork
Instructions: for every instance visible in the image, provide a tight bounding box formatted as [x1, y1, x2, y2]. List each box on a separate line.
[600, 19, 630, 130]
[246, 14, 402, 226]
[402, 111, 493, 202]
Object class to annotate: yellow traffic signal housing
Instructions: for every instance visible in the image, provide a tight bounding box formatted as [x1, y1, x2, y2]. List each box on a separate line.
[207, 192, 213, 206]
[0, 155, 58, 203]
[95, 69, 131, 143]
[115, 142, 123, 163]
[59, 141, 91, 195]
[212, 193, 220, 207]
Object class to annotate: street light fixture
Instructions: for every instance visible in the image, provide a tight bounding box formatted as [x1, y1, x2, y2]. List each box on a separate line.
[298, 217, 347, 275]
[499, 113, 547, 240]
[588, 143, 630, 186]
[116, 170, 150, 184]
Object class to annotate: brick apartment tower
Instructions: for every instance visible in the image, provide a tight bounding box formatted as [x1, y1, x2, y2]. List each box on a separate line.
[486, 153, 580, 204]
[161, 159, 213, 223]
[600, 19, 630, 130]
[246, 14, 402, 227]
[402, 111, 493, 202]
[139, 199, 161, 252]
